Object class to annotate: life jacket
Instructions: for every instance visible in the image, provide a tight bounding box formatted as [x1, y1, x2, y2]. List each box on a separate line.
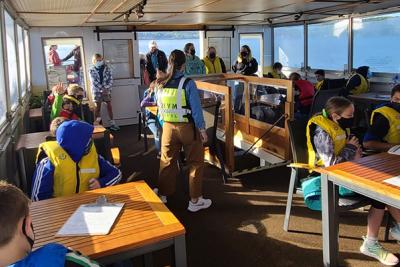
[269, 70, 286, 79]
[306, 115, 349, 168]
[36, 141, 100, 198]
[157, 77, 192, 123]
[294, 80, 315, 107]
[315, 80, 324, 90]
[347, 73, 369, 95]
[371, 105, 400, 144]
[203, 56, 222, 74]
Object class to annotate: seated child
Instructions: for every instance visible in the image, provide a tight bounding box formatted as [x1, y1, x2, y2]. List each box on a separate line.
[0, 181, 101, 267]
[59, 95, 80, 120]
[51, 84, 84, 121]
[31, 120, 121, 201]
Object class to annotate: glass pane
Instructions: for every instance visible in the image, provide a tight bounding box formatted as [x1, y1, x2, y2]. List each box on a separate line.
[274, 25, 304, 68]
[0, 18, 6, 125]
[17, 25, 26, 96]
[24, 29, 30, 90]
[5, 11, 19, 109]
[308, 20, 348, 71]
[239, 34, 263, 75]
[353, 13, 400, 73]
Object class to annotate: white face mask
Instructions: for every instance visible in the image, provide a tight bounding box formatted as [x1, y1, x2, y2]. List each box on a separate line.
[95, 60, 104, 67]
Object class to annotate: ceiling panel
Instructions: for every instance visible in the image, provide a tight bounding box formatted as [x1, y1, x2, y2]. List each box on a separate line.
[20, 13, 87, 26]
[13, 0, 96, 13]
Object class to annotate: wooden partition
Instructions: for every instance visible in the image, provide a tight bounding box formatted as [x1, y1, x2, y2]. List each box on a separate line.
[194, 73, 294, 174]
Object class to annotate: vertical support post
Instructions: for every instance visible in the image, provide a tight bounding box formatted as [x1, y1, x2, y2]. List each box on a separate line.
[96, 26, 100, 41]
[174, 235, 187, 267]
[224, 83, 234, 173]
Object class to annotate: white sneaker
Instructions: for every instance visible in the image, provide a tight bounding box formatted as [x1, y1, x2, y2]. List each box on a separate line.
[188, 197, 212, 212]
[153, 188, 167, 204]
[360, 236, 399, 266]
[389, 225, 400, 241]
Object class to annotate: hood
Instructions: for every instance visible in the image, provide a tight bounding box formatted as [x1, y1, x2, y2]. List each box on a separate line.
[356, 66, 369, 78]
[11, 243, 67, 267]
[56, 120, 94, 162]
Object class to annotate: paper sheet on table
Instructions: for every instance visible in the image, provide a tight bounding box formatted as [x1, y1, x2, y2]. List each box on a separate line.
[56, 203, 124, 236]
[383, 176, 400, 187]
[388, 145, 400, 155]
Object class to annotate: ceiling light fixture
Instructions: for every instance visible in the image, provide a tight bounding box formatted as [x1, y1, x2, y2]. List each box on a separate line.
[294, 12, 303, 21]
[123, 13, 130, 22]
[266, 18, 272, 24]
[135, 4, 145, 19]
[114, 0, 147, 22]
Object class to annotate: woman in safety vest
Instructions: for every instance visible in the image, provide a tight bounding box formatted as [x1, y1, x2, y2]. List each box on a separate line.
[202, 47, 226, 74]
[154, 49, 212, 212]
[364, 84, 400, 152]
[304, 96, 400, 265]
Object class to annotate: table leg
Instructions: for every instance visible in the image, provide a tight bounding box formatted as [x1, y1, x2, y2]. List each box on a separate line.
[321, 173, 338, 267]
[144, 253, 153, 267]
[18, 150, 28, 194]
[174, 235, 187, 267]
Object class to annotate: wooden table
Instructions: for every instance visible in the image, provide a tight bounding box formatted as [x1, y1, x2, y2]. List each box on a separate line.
[31, 181, 187, 266]
[317, 153, 400, 266]
[29, 108, 44, 132]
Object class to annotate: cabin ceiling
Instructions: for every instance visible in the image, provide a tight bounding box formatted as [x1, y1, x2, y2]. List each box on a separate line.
[9, 0, 400, 28]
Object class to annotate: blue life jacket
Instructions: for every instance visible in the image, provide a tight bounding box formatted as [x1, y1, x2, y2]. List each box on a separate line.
[9, 243, 67, 267]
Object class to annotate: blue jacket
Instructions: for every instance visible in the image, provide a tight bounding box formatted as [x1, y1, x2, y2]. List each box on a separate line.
[31, 120, 121, 201]
[10, 243, 67, 267]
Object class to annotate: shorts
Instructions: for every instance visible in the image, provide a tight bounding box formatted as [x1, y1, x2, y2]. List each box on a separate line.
[94, 92, 112, 103]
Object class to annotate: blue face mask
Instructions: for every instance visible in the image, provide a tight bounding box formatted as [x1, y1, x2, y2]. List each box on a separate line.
[95, 60, 104, 68]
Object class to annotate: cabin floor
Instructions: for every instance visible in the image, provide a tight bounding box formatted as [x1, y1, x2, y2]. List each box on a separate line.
[113, 125, 397, 267]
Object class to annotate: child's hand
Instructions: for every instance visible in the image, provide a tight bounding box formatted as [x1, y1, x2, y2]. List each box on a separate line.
[89, 178, 101, 190]
[52, 83, 65, 95]
[347, 136, 360, 148]
[354, 147, 363, 161]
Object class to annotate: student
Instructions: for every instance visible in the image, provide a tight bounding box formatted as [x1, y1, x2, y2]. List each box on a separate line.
[289, 72, 315, 117]
[146, 41, 168, 82]
[31, 120, 121, 201]
[0, 181, 101, 267]
[50, 84, 84, 121]
[267, 62, 287, 79]
[89, 53, 119, 131]
[202, 47, 226, 74]
[304, 96, 400, 265]
[232, 45, 258, 76]
[363, 85, 400, 151]
[59, 95, 80, 120]
[49, 117, 68, 137]
[48, 45, 61, 67]
[314, 69, 326, 90]
[154, 49, 212, 212]
[344, 66, 370, 97]
[183, 43, 205, 76]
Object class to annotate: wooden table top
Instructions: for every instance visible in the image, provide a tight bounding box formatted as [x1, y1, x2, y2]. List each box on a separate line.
[31, 181, 185, 259]
[29, 108, 43, 119]
[317, 153, 400, 202]
[349, 92, 390, 102]
[16, 126, 107, 151]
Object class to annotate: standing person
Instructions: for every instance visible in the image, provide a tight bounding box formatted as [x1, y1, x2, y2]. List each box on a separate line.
[343, 66, 371, 97]
[89, 53, 119, 131]
[202, 47, 226, 74]
[183, 43, 206, 76]
[0, 181, 102, 267]
[267, 62, 287, 79]
[61, 45, 81, 73]
[232, 45, 258, 76]
[363, 84, 400, 151]
[146, 41, 168, 83]
[304, 97, 400, 266]
[314, 69, 326, 90]
[48, 45, 61, 67]
[154, 49, 212, 212]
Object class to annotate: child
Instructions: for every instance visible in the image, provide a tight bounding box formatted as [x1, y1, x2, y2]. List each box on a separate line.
[267, 62, 287, 79]
[51, 84, 84, 121]
[304, 96, 400, 265]
[289, 72, 315, 117]
[314, 69, 326, 90]
[0, 181, 101, 267]
[59, 95, 80, 120]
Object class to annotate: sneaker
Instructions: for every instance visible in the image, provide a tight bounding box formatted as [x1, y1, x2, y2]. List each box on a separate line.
[360, 236, 399, 266]
[153, 188, 167, 204]
[109, 124, 120, 131]
[187, 197, 212, 212]
[389, 225, 400, 241]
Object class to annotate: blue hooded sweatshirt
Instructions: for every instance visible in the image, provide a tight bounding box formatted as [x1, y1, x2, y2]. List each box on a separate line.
[31, 120, 121, 201]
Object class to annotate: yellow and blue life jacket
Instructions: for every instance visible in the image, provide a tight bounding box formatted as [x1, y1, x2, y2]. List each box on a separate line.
[347, 73, 369, 95]
[371, 105, 400, 144]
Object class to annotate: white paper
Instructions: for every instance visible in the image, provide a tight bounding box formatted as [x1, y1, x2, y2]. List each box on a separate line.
[388, 145, 400, 155]
[384, 176, 400, 187]
[56, 203, 124, 236]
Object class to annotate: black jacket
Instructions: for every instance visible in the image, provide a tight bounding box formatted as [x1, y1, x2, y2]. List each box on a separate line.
[146, 50, 168, 82]
[232, 57, 258, 76]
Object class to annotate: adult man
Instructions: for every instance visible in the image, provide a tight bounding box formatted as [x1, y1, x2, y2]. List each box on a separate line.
[145, 40, 168, 82]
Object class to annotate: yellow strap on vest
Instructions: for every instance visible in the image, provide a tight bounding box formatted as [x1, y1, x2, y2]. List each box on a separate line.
[315, 80, 324, 90]
[371, 106, 400, 144]
[203, 56, 222, 74]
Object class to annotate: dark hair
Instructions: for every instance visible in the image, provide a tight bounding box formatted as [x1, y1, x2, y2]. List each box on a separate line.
[324, 96, 353, 118]
[289, 72, 301, 81]
[391, 84, 400, 97]
[314, 69, 325, 76]
[0, 181, 30, 247]
[184, 43, 194, 53]
[273, 62, 283, 70]
[157, 50, 186, 88]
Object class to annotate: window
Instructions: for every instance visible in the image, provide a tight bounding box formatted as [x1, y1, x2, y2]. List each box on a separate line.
[5, 11, 19, 110]
[353, 13, 400, 73]
[274, 25, 304, 68]
[17, 25, 26, 97]
[239, 33, 263, 76]
[24, 29, 30, 90]
[0, 17, 6, 125]
[308, 20, 348, 71]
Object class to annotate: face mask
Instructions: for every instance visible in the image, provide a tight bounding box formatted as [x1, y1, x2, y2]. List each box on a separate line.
[190, 49, 195, 56]
[76, 95, 84, 102]
[22, 217, 34, 250]
[95, 61, 104, 68]
[209, 52, 216, 59]
[241, 51, 248, 58]
[337, 117, 354, 129]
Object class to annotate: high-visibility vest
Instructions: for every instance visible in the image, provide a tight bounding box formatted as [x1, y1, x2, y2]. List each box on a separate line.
[203, 56, 223, 74]
[347, 73, 369, 95]
[315, 80, 324, 90]
[36, 141, 100, 198]
[157, 77, 192, 123]
[371, 105, 400, 144]
[306, 115, 349, 168]
[269, 70, 286, 79]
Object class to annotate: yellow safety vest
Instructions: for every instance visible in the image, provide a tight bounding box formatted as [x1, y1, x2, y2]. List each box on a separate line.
[347, 73, 369, 95]
[371, 106, 400, 144]
[157, 77, 191, 123]
[203, 56, 223, 74]
[315, 80, 324, 91]
[37, 141, 100, 198]
[269, 70, 287, 79]
[306, 115, 349, 168]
